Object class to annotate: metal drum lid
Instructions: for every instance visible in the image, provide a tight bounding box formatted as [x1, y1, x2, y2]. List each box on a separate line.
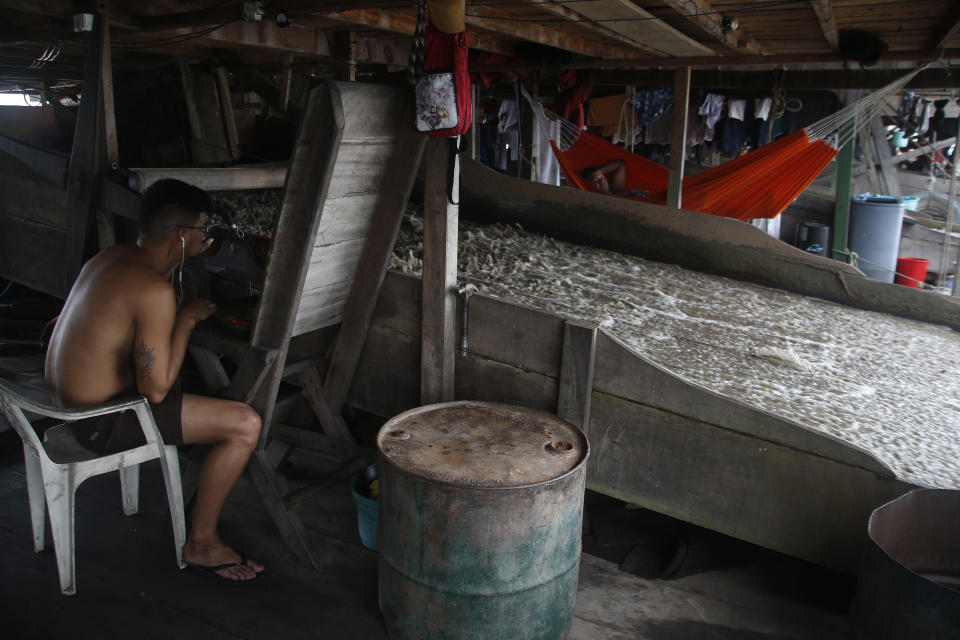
[377, 401, 588, 488]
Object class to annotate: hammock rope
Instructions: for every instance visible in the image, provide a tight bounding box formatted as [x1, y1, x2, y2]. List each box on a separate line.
[525, 66, 927, 221]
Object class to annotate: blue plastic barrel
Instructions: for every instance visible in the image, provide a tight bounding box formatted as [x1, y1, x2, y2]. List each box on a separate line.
[849, 194, 904, 283]
[352, 466, 379, 551]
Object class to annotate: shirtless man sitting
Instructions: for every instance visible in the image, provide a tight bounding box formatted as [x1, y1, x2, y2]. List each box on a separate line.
[45, 178, 264, 583]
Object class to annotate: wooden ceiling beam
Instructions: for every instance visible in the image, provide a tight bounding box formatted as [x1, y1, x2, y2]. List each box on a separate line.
[0, 0, 71, 19]
[321, 8, 418, 36]
[136, 5, 237, 32]
[810, 0, 840, 52]
[657, 0, 771, 55]
[514, 0, 671, 57]
[462, 11, 644, 59]
[326, 7, 622, 58]
[592, 68, 960, 91]
[563, 0, 712, 57]
[471, 49, 960, 71]
[111, 21, 333, 58]
[323, 8, 519, 56]
[930, 1, 960, 50]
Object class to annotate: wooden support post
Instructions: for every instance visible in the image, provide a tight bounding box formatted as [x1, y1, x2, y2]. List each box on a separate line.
[557, 320, 597, 433]
[178, 59, 203, 158]
[515, 81, 523, 179]
[941, 116, 960, 289]
[98, 10, 118, 249]
[179, 61, 232, 164]
[666, 67, 690, 210]
[421, 136, 459, 404]
[279, 54, 294, 111]
[247, 450, 320, 571]
[65, 12, 106, 291]
[100, 15, 118, 168]
[215, 66, 241, 160]
[833, 119, 856, 262]
[224, 346, 279, 405]
[870, 116, 901, 198]
[470, 84, 478, 161]
[298, 366, 358, 456]
[858, 125, 882, 194]
[323, 101, 427, 413]
[251, 71, 303, 124]
[333, 31, 357, 82]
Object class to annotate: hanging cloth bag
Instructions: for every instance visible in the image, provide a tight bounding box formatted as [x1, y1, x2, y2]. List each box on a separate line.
[410, 4, 471, 137]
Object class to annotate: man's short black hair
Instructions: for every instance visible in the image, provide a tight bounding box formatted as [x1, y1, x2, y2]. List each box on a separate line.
[139, 179, 211, 242]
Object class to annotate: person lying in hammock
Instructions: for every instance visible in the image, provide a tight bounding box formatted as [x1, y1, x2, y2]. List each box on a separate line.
[581, 159, 627, 195]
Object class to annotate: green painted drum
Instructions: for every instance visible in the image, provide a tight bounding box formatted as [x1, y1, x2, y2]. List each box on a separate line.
[377, 401, 589, 640]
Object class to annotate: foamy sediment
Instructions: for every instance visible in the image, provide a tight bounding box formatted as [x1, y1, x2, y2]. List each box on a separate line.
[392, 212, 960, 490]
[217, 188, 960, 490]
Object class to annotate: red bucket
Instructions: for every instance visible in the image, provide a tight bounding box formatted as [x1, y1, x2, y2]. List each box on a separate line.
[895, 257, 930, 288]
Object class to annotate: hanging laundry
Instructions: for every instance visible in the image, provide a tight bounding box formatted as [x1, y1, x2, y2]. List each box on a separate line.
[919, 100, 932, 134]
[634, 88, 673, 127]
[686, 109, 703, 147]
[727, 98, 747, 121]
[588, 93, 627, 137]
[754, 97, 772, 122]
[496, 99, 519, 171]
[714, 99, 747, 155]
[643, 108, 673, 145]
[534, 114, 561, 186]
[698, 93, 724, 129]
[549, 69, 595, 130]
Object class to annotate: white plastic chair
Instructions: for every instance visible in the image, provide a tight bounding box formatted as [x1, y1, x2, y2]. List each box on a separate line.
[0, 380, 186, 595]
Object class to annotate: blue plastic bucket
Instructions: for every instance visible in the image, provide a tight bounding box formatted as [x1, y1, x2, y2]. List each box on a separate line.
[352, 468, 379, 551]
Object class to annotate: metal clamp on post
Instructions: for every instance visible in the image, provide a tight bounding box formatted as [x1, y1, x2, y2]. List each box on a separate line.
[457, 283, 478, 357]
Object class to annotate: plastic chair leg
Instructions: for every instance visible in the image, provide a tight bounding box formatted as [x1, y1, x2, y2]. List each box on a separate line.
[119, 465, 140, 515]
[44, 475, 77, 595]
[160, 445, 187, 568]
[23, 443, 46, 552]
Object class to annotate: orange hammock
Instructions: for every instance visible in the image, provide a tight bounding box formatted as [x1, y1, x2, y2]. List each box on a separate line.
[551, 129, 837, 221]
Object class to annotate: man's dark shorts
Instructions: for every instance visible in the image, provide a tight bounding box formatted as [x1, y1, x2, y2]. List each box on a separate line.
[69, 389, 184, 454]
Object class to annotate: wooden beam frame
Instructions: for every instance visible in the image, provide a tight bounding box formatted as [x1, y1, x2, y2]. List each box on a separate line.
[657, 0, 770, 55]
[323, 100, 427, 414]
[515, 0, 672, 57]
[65, 12, 106, 291]
[471, 49, 960, 72]
[214, 65, 241, 159]
[0, 136, 67, 187]
[931, 1, 960, 50]
[810, 0, 840, 52]
[557, 320, 597, 433]
[592, 68, 960, 91]
[327, 7, 640, 59]
[421, 137, 459, 404]
[667, 67, 690, 210]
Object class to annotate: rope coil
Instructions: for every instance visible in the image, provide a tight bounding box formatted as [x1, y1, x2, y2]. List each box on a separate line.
[407, 0, 427, 87]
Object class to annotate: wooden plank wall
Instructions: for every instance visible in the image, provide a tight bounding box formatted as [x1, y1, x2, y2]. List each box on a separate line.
[346, 270, 917, 573]
[292, 84, 405, 336]
[0, 166, 67, 297]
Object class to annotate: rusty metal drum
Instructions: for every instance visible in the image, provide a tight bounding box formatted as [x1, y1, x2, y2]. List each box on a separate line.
[377, 401, 589, 640]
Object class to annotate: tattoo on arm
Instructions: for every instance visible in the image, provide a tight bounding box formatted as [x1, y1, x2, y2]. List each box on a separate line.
[134, 340, 156, 380]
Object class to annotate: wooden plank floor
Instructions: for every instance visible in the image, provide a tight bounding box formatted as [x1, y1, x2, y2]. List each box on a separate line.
[0, 283, 853, 639]
[0, 431, 853, 640]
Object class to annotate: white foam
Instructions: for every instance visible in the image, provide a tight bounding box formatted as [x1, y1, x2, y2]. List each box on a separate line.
[393, 214, 960, 490]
